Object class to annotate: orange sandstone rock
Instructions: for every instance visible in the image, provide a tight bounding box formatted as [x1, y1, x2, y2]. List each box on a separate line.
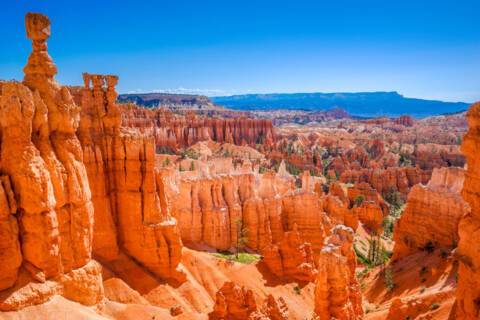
[0, 13, 100, 310]
[78, 73, 185, 281]
[209, 282, 288, 320]
[262, 224, 317, 282]
[393, 167, 467, 261]
[314, 225, 363, 319]
[456, 101, 480, 319]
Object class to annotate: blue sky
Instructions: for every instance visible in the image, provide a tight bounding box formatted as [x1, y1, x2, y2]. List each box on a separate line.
[1, 0, 479, 102]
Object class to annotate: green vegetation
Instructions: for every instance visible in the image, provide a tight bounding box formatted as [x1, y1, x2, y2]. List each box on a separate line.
[384, 267, 395, 292]
[430, 302, 440, 310]
[156, 146, 175, 155]
[286, 162, 302, 176]
[382, 216, 394, 239]
[235, 218, 249, 259]
[259, 164, 268, 174]
[423, 240, 435, 253]
[211, 252, 261, 264]
[180, 149, 199, 160]
[354, 244, 371, 266]
[190, 161, 195, 171]
[354, 195, 365, 207]
[399, 153, 412, 167]
[457, 135, 462, 145]
[293, 286, 301, 295]
[367, 234, 391, 267]
[383, 188, 404, 213]
[162, 158, 171, 167]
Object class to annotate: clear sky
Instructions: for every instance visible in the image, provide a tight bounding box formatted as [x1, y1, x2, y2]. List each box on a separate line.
[1, 0, 479, 102]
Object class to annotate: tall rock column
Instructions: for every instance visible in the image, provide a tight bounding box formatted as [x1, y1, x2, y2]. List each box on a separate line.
[0, 13, 102, 310]
[79, 73, 185, 281]
[457, 102, 480, 319]
[314, 225, 363, 319]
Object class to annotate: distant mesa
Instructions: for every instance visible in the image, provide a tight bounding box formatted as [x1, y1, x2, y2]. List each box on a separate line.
[118, 92, 224, 111]
[211, 91, 469, 118]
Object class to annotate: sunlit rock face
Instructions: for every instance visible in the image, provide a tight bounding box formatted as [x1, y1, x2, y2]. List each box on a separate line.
[77, 73, 185, 281]
[457, 102, 480, 319]
[0, 13, 102, 311]
[118, 104, 276, 150]
[392, 167, 468, 261]
[314, 225, 363, 320]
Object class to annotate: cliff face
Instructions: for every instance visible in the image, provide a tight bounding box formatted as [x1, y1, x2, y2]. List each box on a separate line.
[262, 224, 317, 282]
[314, 225, 363, 319]
[0, 13, 102, 310]
[392, 167, 468, 261]
[166, 168, 329, 262]
[78, 74, 184, 281]
[457, 102, 480, 319]
[340, 166, 431, 196]
[119, 104, 275, 150]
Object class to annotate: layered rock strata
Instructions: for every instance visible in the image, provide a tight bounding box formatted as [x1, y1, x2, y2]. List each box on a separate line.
[78, 73, 184, 281]
[314, 225, 363, 319]
[118, 105, 275, 150]
[209, 282, 288, 320]
[0, 13, 102, 310]
[393, 167, 468, 261]
[456, 102, 480, 319]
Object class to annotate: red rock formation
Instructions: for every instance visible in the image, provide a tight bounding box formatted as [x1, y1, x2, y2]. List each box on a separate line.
[166, 166, 328, 260]
[393, 115, 414, 127]
[262, 224, 317, 282]
[323, 183, 358, 230]
[314, 225, 363, 319]
[348, 182, 389, 231]
[392, 167, 468, 261]
[340, 166, 431, 196]
[118, 104, 275, 151]
[0, 13, 102, 310]
[456, 101, 480, 319]
[209, 282, 288, 320]
[208, 281, 258, 319]
[78, 73, 184, 281]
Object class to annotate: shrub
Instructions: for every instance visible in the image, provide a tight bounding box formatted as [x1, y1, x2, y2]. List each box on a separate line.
[354, 195, 365, 207]
[430, 302, 440, 310]
[423, 241, 435, 253]
[384, 268, 395, 292]
[293, 286, 301, 295]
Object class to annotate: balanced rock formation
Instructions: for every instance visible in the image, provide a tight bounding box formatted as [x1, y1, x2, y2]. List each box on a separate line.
[314, 225, 363, 319]
[456, 102, 480, 319]
[0, 13, 102, 310]
[392, 167, 468, 261]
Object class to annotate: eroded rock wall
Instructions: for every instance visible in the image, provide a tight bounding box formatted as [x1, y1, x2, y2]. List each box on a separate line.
[0, 13, 102, 311]
[392, 167, 467, 261]
[457, 102, 480, 319]
[78, 73, 184, 281]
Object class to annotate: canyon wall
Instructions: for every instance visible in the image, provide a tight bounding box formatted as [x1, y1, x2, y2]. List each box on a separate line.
[457, 102, 480, 319]
[392, 167, 467, 261]
[340, 166, 431, 196]
[119, 104, 275, 150]
[78, 73, 184, 281]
